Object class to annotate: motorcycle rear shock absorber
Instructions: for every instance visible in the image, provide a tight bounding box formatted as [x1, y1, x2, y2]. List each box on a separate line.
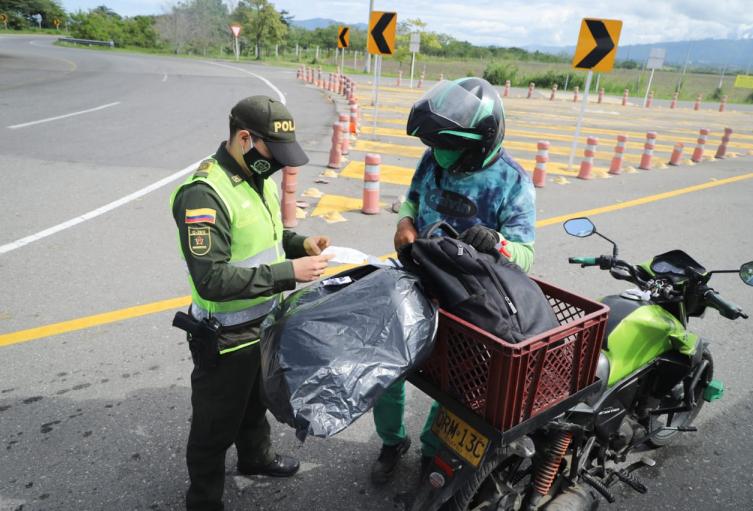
[524, 431, 573, 510]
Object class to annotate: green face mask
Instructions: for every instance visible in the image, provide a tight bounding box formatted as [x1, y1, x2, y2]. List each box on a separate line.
[433, 148, 463, 169]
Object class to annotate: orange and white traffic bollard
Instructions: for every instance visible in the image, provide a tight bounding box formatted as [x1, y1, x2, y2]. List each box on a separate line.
[362, 153, 381, 214]
[327, 122, 342, 169]
[439, 73, 444, 81]
[598, 88, 605, 104]
[609, 134, 628, 175]
[532, 141, 549, 188]
[691, 128, 709, 162]
[719, 95, 727, 113]
[417, 72, 425, 89]
[694, 94, 702, 111]
[281, 166, 299, 228]
[715, 128, 733, 159]
[527, 82, 535, 99]
[639, 132, 657, 170]
[645, 91, 654, 108]
[397, 70, 402, 87]
[668, 143, 684, 166]
[622, 89, 629, 106]
[670, 92, 678, 109]
[503, 80, 510, 97]
[317, 66, 322, 88]
[349, 104, 359, 136]
[573, 86, 580, 102]
[550, 84, 558, 101]
[577, 136, 598, 179]
[339, 114, 350, 155]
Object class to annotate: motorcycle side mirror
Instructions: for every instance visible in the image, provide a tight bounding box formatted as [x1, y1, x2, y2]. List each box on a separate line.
[563, 217, 595, 238]
[741, 262, 753, 286]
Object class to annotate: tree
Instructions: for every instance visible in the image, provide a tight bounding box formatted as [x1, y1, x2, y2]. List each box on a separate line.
[234, 0, 286, 59]
[155, 0, 228, 55]
[0, 0, 65, 29]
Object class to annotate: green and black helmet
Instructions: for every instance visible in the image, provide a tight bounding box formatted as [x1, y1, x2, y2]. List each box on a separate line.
[406, 77, 505, 173]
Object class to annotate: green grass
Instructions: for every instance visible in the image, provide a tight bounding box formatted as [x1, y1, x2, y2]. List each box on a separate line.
[26, 34, 753, 104]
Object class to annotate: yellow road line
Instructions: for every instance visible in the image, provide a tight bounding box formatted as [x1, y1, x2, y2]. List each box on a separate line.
[536, 172, 753, 226]
[3, 172, 752, 348]
[358, 126, 679, 161]
[0, 296, 191, 347]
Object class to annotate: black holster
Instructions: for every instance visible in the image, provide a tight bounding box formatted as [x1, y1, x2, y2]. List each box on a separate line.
[172, 311, 222, 370]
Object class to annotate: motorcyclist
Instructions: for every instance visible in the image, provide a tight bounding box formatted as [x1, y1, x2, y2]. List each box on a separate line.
[371, 77, 537, 483]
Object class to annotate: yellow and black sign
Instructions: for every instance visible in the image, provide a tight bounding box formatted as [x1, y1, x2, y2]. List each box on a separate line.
[0, 13, 8, 24]
[337, 26, 350, 49]
[572, 18, 622, 73]
[53, 18, 61, 28]
[367, 11, 397, 55]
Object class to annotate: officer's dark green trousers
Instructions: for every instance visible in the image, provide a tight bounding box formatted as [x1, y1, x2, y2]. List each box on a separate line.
[372, 379, 441, 456]
[186, 342, 274, 511]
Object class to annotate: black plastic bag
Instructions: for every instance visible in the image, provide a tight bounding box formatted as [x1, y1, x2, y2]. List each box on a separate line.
[260, 265, 438, 441]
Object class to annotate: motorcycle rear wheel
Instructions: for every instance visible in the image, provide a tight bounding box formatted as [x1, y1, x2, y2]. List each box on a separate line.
[647, 346, 713, 447]
[441, 455, 532, 511]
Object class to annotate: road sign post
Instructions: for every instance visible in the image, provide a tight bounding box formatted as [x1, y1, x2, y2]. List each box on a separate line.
[568, 18, 622, 170]
[409, 32, 420, 89]
[643, 48, 665, 107]
[229, 24, 241, 61]
[0, 14, 8, 30]
[367, 11, 397, 140]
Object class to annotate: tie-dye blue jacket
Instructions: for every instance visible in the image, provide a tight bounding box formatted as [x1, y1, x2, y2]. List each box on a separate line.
[399, 148, 536, 271]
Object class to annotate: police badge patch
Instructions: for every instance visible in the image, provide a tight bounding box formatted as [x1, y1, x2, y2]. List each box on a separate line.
[188, 226, 211, 256]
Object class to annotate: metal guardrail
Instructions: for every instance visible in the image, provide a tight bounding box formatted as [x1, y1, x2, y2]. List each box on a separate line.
[58, 37, 114, 47]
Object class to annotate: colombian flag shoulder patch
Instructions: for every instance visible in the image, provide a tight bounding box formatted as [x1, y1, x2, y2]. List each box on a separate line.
[185, 208, 216, 224]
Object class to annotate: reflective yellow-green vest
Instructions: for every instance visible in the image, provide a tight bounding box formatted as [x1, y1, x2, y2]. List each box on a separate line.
[170, 158, 285, 328]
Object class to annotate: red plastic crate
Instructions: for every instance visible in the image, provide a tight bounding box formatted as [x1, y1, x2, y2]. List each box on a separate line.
[417, 278, 609, 431]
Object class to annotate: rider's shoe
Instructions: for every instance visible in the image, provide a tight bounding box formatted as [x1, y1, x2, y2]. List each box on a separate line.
[370, 436, 412, 485]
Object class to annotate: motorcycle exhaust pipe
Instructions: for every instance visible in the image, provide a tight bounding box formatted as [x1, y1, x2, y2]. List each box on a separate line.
[539, 484, 597, 511]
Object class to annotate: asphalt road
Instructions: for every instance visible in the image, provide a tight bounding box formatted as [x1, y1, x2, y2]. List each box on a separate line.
[1, 36, 752, 511]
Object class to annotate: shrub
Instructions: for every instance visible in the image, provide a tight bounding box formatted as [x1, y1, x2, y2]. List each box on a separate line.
[523, 70, 584, 90]
[482, 62, 518, 86]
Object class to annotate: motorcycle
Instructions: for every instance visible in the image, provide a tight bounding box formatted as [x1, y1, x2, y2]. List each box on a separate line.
[409, 217, 753, 511]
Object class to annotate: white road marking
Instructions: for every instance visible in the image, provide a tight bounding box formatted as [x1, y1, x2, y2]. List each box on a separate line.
[162, 73, 168, 82]
[207, 61, 286, 104]
[7, 102, 120, 129]
[0, 159, 202, 255]
[1, 62, 290, 255]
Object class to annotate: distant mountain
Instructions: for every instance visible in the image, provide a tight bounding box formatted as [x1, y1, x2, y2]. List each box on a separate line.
[291, 18, 368, 31]
[525, 39, 753, 70]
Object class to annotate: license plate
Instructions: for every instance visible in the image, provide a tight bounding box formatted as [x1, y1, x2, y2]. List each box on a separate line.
[431, 407, 489, 467]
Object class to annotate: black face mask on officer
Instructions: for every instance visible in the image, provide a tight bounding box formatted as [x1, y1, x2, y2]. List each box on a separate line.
[242, 141, 284, 179]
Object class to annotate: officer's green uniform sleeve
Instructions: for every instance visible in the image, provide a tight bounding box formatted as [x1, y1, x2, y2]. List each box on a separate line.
[172, 183, 296, 301]
[282, 230, 308, 259]
[397, 199, 418, 222]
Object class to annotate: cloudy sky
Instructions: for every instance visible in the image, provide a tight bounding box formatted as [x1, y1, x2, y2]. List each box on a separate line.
[61, 0, 753, 47]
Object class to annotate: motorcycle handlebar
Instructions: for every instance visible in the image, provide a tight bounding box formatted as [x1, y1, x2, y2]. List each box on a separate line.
[704, 289, 748, 320]
[568, 256, 599, 267]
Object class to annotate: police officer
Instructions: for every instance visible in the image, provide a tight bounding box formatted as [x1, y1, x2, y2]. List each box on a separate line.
[170, 96, 333, 510]
[370, 78, 536, 483]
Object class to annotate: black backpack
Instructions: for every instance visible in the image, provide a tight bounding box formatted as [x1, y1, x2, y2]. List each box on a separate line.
[399, 223, 559, 344]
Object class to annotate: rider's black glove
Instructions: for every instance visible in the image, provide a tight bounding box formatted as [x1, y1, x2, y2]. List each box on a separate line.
[459, 225, 499, 254]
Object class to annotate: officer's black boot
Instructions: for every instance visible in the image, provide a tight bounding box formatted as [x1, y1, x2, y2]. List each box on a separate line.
[370, 436, 412, 485]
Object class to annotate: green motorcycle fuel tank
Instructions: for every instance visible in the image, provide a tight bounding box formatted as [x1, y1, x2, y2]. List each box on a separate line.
[600, 262, 699, 387]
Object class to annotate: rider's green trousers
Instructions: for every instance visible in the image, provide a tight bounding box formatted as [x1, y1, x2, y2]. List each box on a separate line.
[373, 379, 441, 456]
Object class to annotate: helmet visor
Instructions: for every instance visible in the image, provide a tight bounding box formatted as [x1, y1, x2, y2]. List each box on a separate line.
[419, 80, 493, 129]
